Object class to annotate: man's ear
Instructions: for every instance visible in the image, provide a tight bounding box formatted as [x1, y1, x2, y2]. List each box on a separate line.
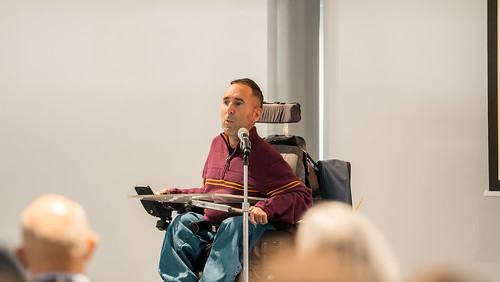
[253, 107, 262, 123]
[15, 247, 27, 268]
[83, 232, 99, 262]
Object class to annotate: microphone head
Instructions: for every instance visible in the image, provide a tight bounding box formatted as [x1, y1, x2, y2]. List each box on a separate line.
[238, 127, 249, 139]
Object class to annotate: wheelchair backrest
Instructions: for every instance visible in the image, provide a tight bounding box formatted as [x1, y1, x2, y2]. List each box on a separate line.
[258, 102, 352, 205]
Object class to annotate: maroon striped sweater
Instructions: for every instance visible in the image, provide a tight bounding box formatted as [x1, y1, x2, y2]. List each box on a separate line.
[170, 127, 312, 233]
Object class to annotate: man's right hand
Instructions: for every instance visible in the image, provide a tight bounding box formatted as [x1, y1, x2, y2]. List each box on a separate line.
[155, 188, 171, 195]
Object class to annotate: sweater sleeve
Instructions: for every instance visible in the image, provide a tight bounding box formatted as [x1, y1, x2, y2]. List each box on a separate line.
[169, 187, 204, 194]
[254, 160, 313, 225]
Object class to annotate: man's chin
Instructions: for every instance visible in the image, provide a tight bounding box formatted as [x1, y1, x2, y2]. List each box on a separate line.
[222, 127, 234, 135]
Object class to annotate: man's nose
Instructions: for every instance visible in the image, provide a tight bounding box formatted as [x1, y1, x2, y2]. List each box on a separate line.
[227, 103, 235, 114]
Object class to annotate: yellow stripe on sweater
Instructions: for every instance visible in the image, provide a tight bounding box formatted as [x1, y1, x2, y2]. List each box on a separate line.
[205, 178, 260, 193]
[267, 181, 302, 197]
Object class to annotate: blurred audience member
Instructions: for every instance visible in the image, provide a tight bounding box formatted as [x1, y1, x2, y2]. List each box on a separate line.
[261, 201, 399, 282]
[16, 194, 98, 282]
[407, 265, 487, 282]
[0, 246, 27, 282]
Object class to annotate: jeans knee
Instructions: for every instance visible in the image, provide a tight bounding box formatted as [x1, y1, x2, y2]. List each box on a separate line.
[167, 212, 204, 239]
[174, 212, 203, 226]
[218, 216, 243, 233]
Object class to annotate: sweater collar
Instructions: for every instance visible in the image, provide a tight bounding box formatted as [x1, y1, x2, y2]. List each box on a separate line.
[220, 126, 259, 151]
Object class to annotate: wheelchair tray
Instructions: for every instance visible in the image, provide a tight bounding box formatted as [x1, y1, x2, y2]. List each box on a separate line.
[128, 193, 268, 205]
[130, 193, 269, 215]
[130, 188, 270, 230]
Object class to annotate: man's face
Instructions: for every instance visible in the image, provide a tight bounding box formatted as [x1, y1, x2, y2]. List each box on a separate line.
[220, 83, 262, 140]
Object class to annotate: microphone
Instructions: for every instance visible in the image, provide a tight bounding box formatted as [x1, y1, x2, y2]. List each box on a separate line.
[238, 127, 251, 156]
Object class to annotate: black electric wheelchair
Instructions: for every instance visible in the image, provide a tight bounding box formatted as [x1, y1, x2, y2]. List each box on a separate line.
[133, 102, 352, 281]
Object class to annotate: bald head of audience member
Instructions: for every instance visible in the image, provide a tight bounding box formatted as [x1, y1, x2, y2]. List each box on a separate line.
[16, 194, 98, 277]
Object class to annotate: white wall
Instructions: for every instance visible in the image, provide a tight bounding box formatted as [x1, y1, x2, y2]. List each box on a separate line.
[0, 1, 267, 281]
[3, 1, 497, 281]
[324, 0, 500, 280]
[267, 0, 320, 160]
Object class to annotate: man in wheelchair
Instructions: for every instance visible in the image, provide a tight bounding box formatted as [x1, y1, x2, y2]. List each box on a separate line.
[154, 78, 313, 282]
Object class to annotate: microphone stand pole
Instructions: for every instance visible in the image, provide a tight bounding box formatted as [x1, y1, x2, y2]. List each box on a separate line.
[242, 154, 249, 282]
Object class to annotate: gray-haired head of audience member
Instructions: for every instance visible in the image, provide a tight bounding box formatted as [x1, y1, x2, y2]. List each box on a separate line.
[16, 194, 98, 279]
[294, 201, 400, 282]
[0, 246, 27, 282]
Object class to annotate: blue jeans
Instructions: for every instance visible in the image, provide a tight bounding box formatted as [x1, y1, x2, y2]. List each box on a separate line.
[158, 212, 276, 282]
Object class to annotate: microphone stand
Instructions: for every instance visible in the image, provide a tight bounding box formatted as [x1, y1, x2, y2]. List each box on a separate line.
[242, 153, 250, 282]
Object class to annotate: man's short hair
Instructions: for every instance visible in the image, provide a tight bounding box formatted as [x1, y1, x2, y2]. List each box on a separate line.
[230, 78, 264, 108]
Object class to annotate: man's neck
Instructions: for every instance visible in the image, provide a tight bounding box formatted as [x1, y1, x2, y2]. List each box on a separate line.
[31, 263, 85, 277]
[229, 137, 239, 149]
[228, 126, 254, 148]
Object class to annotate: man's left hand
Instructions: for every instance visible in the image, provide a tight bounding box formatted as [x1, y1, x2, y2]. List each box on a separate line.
[249, 206, 268, 225]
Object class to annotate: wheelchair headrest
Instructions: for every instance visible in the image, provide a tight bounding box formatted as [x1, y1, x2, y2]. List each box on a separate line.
[257, 102, 301, 124]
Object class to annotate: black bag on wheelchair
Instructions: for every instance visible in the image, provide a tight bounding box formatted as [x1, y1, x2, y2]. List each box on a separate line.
[315, 158, 352, 205]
